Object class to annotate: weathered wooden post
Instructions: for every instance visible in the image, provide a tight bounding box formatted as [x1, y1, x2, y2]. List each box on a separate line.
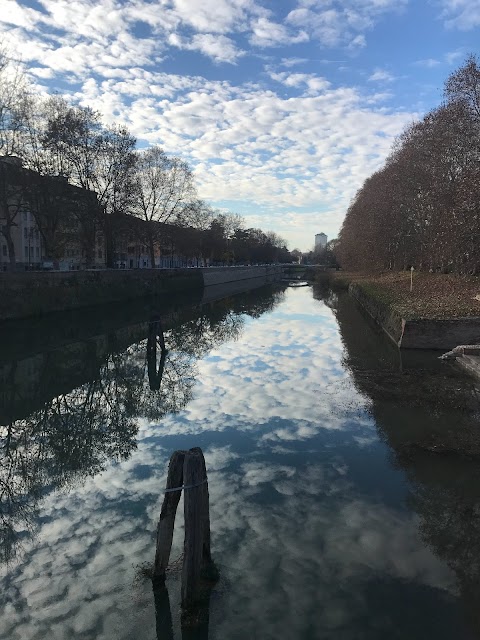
[154, 449, 186, 580]
[153, 447, 217, 611]
[181, 447, 212, 608]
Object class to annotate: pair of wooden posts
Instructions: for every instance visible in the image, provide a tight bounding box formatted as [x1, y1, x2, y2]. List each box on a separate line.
[154, 447, 216, 608]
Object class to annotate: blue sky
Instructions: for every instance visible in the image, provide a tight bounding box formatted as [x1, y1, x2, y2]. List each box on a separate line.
[1, 1, 479, 250]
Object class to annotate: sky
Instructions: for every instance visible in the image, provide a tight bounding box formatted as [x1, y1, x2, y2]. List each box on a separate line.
[1, 1, 479, 251]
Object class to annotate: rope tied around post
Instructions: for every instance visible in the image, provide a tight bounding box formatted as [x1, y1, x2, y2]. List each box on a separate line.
[164, 477, 208, 493]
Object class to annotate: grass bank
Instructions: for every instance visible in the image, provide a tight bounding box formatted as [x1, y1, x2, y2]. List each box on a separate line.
[332, 271, 480, 320]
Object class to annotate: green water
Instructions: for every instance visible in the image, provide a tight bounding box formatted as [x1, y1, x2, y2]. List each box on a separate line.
[1, 283, 480, 639]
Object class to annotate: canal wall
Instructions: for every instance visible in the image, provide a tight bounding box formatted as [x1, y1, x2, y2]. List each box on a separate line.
[349, 282, 480, 350]
[202, 265, 281, 286]
[0, 278, 283, 423]
[0, 265, 282, 320]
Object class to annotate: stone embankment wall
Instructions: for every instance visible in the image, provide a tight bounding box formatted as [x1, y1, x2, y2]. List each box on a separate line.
[0, 266, 282, 321]
[401, 318, 480, 350]
[348, 283, 404, 346]
[349, 282, 480, 350]
[201, 265, 281, 286]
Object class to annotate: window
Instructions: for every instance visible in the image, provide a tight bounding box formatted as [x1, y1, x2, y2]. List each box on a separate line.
[2, 246, 6, 257]
[24, 227, 28, 238]
[98, 249, 103, 259]
[36, 247, 39, 257]
[24, 246, 28, 257]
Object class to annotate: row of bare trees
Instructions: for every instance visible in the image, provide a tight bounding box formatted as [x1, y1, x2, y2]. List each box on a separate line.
[336, 55, 480, 274]
[0, 45, 290, 269]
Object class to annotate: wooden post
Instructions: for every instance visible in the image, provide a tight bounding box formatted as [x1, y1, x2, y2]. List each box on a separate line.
[153, 449, 186, 581]
[153, 447, 217, 615]
[181, 447, 211, 608]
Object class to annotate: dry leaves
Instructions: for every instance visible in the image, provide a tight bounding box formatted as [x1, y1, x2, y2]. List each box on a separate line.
[335, 271, 480, 320]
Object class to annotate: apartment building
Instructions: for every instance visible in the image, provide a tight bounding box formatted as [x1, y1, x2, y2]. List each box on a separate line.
[0, 156, 104, 271]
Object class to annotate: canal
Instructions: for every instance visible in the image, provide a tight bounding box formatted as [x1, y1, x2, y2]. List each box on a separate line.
[1, 283, 480, 639]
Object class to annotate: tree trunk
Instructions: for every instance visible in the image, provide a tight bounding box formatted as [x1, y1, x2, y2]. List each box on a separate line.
[4, 227, 16, 270]
[105, 213, 114, 268]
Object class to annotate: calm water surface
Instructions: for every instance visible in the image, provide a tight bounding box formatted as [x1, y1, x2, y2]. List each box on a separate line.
[1, 284, 480, 640]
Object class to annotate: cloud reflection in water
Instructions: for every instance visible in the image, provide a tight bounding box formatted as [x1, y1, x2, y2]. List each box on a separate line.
[0, 287, 466, 640]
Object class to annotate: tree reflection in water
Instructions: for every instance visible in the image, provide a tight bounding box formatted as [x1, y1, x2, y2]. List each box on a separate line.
[320, 284, 480, 638]
[0, 285, 286, 566]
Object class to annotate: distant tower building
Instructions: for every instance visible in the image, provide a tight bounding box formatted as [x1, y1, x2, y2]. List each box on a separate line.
[315, 233, 327, 250]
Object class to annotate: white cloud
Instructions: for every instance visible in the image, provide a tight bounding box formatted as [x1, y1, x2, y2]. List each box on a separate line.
[269, 70, 331, 93]
[286, 0, 407, 48]
[39, 0, 129, 40]
[280, 56, 309, 67]
[0, 0, 47, 29]
[28, 66, 55, 79]
[368, 68, 395, 82]
[170, 0, 261, 34]
[169, 32, 245, 64]
[444, 48, 465, 64]
[414, 58, 441, 68]
[249, 16, 309, 47]
[437, 0, 480, 30]
[348, 33, 367, 48]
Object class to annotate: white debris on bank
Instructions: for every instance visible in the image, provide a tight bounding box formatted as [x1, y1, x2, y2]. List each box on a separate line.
[440, 345, 480, 380]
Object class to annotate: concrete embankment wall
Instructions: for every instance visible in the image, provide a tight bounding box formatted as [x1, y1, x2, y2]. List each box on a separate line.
[348, 282, 480, 350]
[0, 265, 282, 321]
[348, 283, 404, 346]
[201, 265, 281, 286]
[401, 318, 480, 350]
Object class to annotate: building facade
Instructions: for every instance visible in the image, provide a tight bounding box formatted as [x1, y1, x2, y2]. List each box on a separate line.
[315, 233, 327, 250]
[0, 156, 209, 272]
[0, 156, 105, 271]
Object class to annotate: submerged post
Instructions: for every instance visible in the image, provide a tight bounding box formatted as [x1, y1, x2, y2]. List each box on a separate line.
[153, 447, 217, 610]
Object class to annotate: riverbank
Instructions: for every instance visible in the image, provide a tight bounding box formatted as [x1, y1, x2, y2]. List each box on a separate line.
[0, 265, 282, 320]
[330, 271, 480, 349]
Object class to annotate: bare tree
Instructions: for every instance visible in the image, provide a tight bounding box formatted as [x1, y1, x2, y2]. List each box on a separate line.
[337, 55, 480, 275]
[0, 46, 33, 269]
[133, 146, 196, 268]
[445, 54, 480, 123]
[0, 45, 31, 158]
[40, 98, 137, 266]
